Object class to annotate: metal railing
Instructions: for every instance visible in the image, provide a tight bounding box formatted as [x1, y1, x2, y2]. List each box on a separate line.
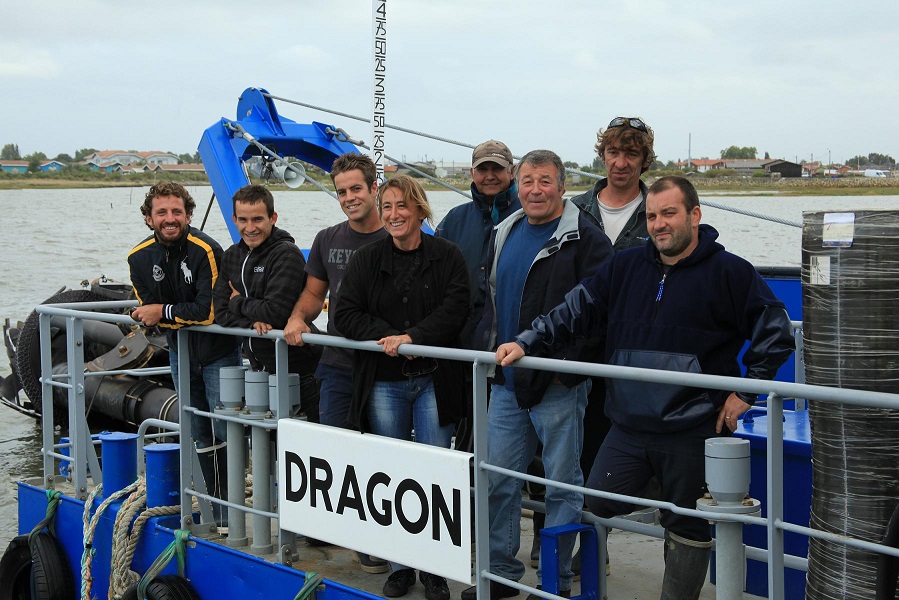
[34, 300, 899, 600]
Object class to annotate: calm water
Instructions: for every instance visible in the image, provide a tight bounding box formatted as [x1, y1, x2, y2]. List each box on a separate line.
[1, 185, 898, 548]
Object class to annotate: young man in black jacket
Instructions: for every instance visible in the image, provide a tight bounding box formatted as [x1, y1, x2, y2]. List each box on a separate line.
[213, 184, 321, 422]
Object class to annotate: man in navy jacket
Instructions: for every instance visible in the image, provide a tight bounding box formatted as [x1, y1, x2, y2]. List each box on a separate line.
[497, 176, 794, 600]
[435, 139, 520, 349]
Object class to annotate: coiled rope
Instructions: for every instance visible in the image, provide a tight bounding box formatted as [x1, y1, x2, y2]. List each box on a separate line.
[107, 477, 180, 600]
[81, 481, 142, 600]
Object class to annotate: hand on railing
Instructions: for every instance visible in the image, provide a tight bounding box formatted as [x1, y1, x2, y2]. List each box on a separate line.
[496, 342, 526, 366]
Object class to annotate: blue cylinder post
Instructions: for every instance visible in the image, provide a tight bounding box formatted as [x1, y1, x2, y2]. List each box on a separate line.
[99, 432, 139, 499]
[144, 443, 181, 508]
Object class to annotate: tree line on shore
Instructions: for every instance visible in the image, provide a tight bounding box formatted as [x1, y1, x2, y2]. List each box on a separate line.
[3, 141, 895, 183]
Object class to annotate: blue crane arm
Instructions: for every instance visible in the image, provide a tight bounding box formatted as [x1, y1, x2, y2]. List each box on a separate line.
[197, 87, 360, 243]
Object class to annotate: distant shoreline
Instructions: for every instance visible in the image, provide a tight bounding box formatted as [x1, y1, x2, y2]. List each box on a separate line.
[1, 176, 897, 197]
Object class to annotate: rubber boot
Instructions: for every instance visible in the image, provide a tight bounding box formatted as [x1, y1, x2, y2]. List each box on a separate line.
[660, 531, 711, 600]
[530, 501, 546, 568]
[197, 444, 229, 527]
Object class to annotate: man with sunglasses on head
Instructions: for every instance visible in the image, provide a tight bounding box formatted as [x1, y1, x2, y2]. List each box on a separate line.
[570, 118, 656, 570]
[571, 117, 655, 251]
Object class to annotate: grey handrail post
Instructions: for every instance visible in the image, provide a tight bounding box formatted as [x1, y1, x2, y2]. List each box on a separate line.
[67, 315, 93, 499]
[473, 358, 491, 599]
[177, 328, 195, 529]
[766, 392, 785, 600]
[39, 313, 56, 489]
[274, 338, 291, 418]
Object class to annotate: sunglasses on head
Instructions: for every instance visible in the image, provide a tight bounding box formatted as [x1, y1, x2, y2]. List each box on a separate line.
[608, 117, 648, 133]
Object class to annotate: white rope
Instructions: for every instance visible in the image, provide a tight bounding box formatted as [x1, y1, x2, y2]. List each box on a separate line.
[80, 481, 141, 600]
[108, 476, 180, 600]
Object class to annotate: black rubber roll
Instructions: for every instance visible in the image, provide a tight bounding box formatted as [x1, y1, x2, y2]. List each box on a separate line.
[802, 210, 899, 599]
[0, 535, 31, 600]
[28, 531, 76, 600]
[15, 289, 122, 411]
[121, 575, 202, 600]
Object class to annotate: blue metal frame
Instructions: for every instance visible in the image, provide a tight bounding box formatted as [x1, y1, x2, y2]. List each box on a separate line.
[197, 87, 360, 243]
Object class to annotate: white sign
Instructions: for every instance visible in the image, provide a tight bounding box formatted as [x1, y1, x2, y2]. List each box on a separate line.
[822, 212, 855, 247]
[278, 420, 472, 583]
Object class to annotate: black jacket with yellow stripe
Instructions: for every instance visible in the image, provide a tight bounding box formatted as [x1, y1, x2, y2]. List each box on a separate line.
[128, 226, 238, 365]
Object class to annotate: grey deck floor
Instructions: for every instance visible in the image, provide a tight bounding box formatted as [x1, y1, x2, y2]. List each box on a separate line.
[270, 515, 768, 600]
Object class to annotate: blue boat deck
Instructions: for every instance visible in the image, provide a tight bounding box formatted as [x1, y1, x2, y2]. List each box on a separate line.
[17, 478, 768, 600]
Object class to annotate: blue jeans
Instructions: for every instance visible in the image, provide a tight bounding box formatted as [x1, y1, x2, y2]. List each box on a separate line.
[369, 376, 454, 571]
[316, 363, 354, 429]
[170, 347, 243, 450]
[487, 382, 587, 590]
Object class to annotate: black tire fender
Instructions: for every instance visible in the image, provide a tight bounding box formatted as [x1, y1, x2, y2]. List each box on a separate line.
[121, 574, 202, 600]
[15, 289, 118, 410]
[0, 535, 31, 600]
[29, 531, 76, 600]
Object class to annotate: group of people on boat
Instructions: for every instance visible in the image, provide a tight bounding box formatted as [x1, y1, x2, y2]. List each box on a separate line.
[127, 116, 795, 600]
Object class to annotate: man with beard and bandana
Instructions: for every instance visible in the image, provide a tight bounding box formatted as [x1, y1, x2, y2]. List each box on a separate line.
[129, 181, 240, 525]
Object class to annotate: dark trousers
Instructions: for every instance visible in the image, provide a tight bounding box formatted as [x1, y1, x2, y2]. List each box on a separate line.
[580, 377, 611, 483]
[585, 417, 715, 542]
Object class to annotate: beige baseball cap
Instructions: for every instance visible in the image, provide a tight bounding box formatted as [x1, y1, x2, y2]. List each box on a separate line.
[472, 140, 513, 168]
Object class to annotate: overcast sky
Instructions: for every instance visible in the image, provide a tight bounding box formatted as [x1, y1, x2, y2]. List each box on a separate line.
[3, 0, 898, 168]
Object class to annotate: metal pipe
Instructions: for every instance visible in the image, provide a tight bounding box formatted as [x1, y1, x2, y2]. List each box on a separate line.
[699, 437, 759, 600]
[251, 424, 273, 555]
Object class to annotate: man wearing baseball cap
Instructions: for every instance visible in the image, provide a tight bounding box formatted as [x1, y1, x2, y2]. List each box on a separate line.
[436, 140, 520, 351]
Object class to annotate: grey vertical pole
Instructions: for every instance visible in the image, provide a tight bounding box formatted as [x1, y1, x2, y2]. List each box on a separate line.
[39, 313, 56, 490]
[251, 423, 273, 554]
[698, 437, 759, 600]
[766, 393, 785, 600]
[66, 315, 90, 499]
[176, 328, 195, 530]
[473, 359, 491, 600]
[273, 338, 290, 417]
[270, 367, 299, 564]
[221, 366, 248, 547]
[234, 371, 271, 552]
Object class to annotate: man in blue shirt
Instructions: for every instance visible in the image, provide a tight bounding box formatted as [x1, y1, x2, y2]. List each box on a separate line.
[497, 176, 794, 600]
[465, 150, 613, 600]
